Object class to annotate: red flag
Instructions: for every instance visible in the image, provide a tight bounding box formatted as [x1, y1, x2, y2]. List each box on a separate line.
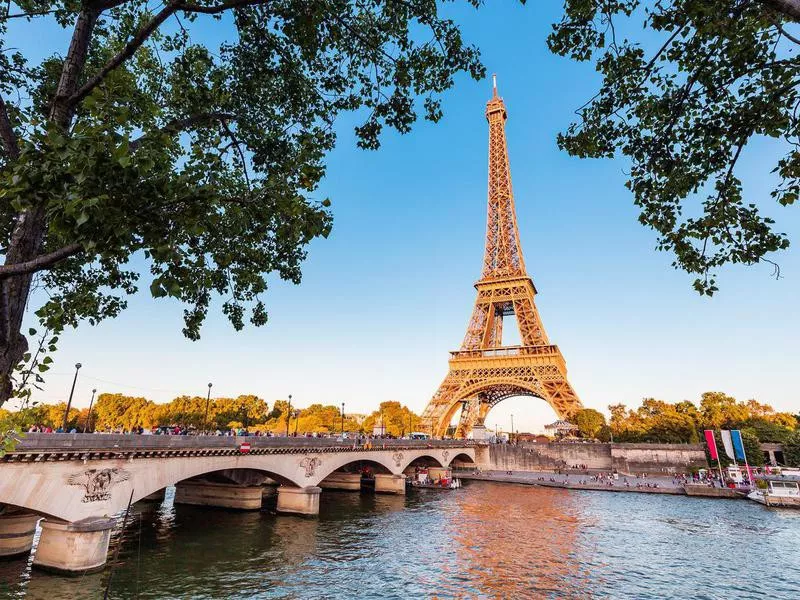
[704, 430, 719, 460]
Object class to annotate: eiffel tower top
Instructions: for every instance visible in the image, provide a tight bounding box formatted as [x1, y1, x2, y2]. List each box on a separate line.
[480, 75, 527, 282]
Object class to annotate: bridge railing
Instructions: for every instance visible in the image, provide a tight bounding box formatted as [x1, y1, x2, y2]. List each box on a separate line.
[10, 433, 477, 453]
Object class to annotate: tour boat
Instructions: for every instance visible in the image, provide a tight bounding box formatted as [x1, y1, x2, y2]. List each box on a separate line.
[408, 467, 462, 490]
[747, 478, 800, 508]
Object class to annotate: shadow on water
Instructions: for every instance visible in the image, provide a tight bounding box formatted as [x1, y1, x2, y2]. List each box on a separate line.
[1, 482, 799, 599]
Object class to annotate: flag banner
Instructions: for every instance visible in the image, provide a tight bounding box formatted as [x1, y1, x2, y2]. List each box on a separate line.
[704, 430, 719, 460]
[721, 430, 736, 461]
[731, 430, 747, 461]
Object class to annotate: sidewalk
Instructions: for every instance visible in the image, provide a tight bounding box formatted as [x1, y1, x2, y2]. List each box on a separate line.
[459, 470, 687, 495]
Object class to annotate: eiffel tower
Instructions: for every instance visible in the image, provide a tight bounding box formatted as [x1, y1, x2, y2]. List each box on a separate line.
[422, 77, 583, 438]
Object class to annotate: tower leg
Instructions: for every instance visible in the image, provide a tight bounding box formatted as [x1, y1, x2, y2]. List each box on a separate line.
[542, 377, 582, 419]
[422, 373, 467, 437]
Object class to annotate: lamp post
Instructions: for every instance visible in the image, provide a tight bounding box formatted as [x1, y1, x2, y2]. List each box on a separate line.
[511, 414, 514, 444]
[83, 388, 97, 433]
[62, 363, 82, 432]
[203, 382, 212, 434]
[286, 394, 292, 437]
[341, 402, 345, 437]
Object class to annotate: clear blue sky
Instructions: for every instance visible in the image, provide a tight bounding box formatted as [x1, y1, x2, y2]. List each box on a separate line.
[11, 3, 799, 432]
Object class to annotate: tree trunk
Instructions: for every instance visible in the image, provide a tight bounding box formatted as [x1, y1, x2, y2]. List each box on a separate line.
[0, 207, 46, 404]
[0, 8, 98, 406]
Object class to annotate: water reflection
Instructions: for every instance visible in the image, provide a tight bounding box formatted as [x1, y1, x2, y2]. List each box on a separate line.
[1, 482, 799, 599]
[451, 481, 586, 598]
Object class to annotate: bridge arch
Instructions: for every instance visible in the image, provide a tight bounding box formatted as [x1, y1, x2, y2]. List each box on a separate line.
[127, 456, 309, 511]
[311, 453, 397, 486]
[399, 454, 445, 473]
[448, 452, 475, 467]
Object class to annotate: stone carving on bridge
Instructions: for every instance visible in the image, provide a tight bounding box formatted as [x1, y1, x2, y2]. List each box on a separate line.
[441, 450, 450, 464]
[392, 452, 404, 467]
[67, 468, 130, 502]
[300, 456, 322, 478]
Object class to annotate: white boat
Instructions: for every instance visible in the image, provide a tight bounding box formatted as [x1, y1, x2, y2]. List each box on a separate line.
[408, 467, 462, 490]
[747, 479, 800, 508]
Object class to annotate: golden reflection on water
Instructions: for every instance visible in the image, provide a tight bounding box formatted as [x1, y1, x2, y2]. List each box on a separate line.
[446, 481, 593, 599]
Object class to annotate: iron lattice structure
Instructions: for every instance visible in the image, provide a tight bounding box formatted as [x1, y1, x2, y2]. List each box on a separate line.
[421, 79, 583, 438]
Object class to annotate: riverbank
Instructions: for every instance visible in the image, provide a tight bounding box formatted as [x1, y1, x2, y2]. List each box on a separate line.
[459, 470, 747, 499]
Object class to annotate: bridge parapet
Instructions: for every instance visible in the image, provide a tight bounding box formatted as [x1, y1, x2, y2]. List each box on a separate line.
[8, 433, 474, 452]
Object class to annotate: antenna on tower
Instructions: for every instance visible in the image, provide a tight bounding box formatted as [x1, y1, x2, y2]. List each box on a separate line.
[492, 73, 498, 97]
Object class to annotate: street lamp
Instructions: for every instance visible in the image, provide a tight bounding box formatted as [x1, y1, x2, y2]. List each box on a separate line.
[203, 382, 212, 434]
[286, 394, 292, 437]
[511, 414, 514, 444]
[341, 402, 345, 437]
[62, 363, 82, 432]
[83, 388, 97, 433]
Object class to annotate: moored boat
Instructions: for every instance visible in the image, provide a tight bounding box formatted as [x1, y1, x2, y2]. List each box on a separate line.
[747, 478, 800, 508]
[408, 467, 461, 490]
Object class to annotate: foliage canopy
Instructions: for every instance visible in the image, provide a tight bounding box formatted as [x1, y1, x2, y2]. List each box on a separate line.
[549, 0, 800, 294]
[0, 0, 488, 405]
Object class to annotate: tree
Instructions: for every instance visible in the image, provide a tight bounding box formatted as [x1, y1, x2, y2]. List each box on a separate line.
[93, 393, 155, 430]
[548, 0, 800, 294]
[362, 401, 420, 437]
[0, 0, 492, 406]
[743, 417, 793, 443]
[785, 430, 800, 467]
[739, 429, 765, 467]
[699, 391, 749, 429]
[573, 408, 606, 438]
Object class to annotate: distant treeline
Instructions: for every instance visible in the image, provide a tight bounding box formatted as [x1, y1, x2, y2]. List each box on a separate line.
[568, 392, 800, 467]
[0, 394, 422, 437]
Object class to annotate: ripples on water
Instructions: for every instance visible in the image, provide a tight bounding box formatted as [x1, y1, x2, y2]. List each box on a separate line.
[1, 482, 799, 599]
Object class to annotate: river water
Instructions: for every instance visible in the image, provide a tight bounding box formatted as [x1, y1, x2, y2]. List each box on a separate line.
[2, 481, 799, 599]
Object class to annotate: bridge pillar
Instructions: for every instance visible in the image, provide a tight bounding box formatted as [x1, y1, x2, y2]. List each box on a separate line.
[33, 517, 115, 575]
[174, 481, 262, 510]
[0, 511, 39, 558]
[374, 474, 406, 495]
[319, 472, 362, 491]
[276, 486, 321, 515]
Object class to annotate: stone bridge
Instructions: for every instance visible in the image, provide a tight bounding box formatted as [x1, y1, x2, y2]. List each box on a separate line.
[0, 434, 475, 574]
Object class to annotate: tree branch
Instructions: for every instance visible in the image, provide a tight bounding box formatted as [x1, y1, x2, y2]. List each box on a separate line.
[69, 2, 182, 106]
[129, 112, 236, 150]
[0, 244, 83, 279]
[761, 0, 800, 22]
[179, 0, 267, 14]
[774, 20, 800, 44]
[0, 95, 19, 159]
[50, 7, 101, 125]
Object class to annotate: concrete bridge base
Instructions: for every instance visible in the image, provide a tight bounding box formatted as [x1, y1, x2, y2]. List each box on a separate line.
[0, 511, 39, 558]
[32, 517, 115, 575]
[174, 481, 263, 510]
[276, 486, 321, 515]
[319, 472, 362, 491]
[375, 474, 406, 495]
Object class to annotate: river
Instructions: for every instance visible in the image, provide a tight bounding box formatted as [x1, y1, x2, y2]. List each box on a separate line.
[2, 481, 799, 599]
